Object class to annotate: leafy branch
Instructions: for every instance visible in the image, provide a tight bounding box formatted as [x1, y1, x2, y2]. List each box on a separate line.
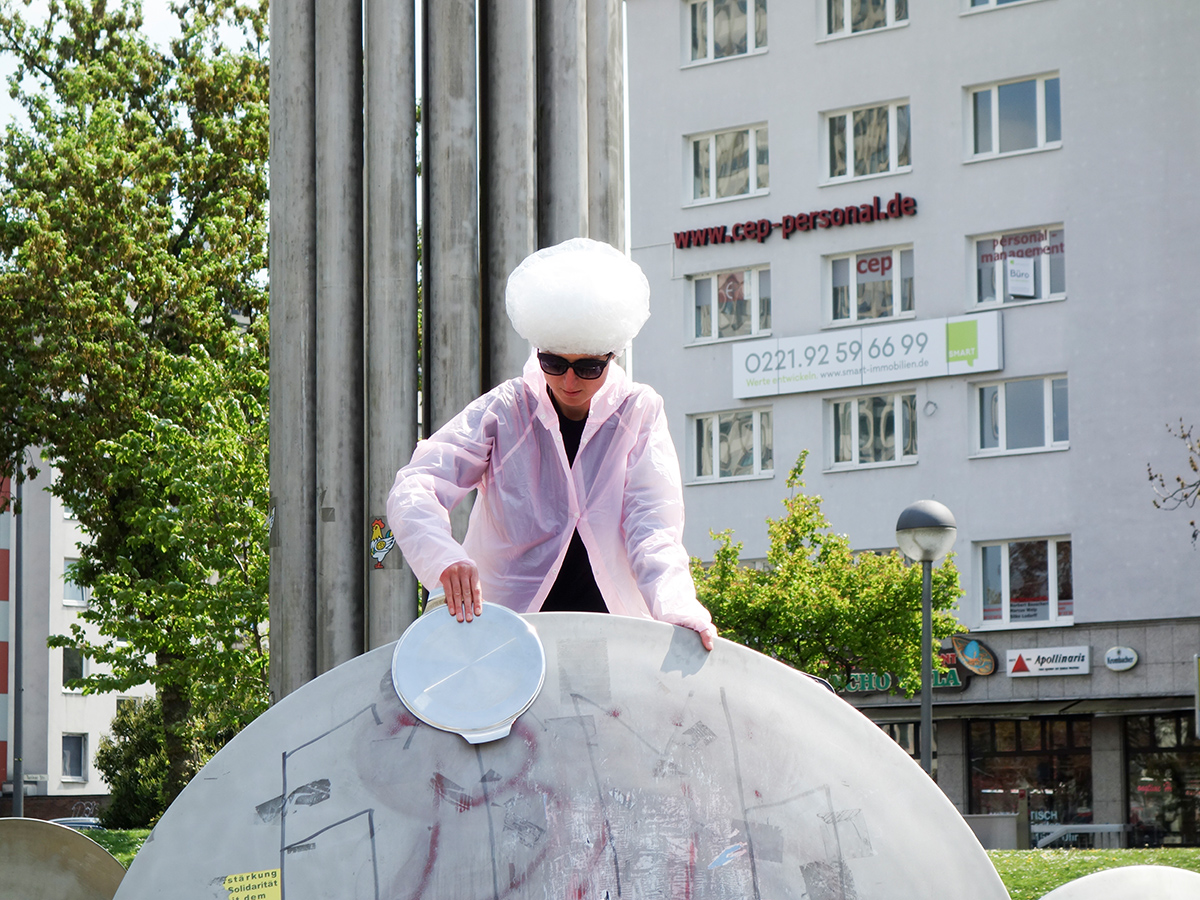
[1148, 420, 1199, 546]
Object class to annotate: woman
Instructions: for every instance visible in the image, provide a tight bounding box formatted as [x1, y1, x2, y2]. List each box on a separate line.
[387, 238, 715, 650]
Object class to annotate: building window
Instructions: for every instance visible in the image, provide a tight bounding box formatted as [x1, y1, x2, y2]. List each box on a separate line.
[975, 226, 1065, 305]
[830, 247, 914, 321]
[825, 0, 908, 37]
[830, 392, 917, 468]
[63, 557, 88, 607]
[969, 717, 1092, 843]
[692, 267, 771, 341]
[690, 125, 769, 202]
[979, 537, 1073, 626]
[691, 408, 773, 481]
[62, 734, 88, 781]
[1126, 713, 1200, 847]
[970, 73, 1060, 158]
[976, 376, 1068, 454]
[826, 100, 911, 181]
[687, 0, 767, 63]
[62, 647, 84, 690]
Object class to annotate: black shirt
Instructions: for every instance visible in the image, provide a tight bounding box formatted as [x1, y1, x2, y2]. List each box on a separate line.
[540, 394, 608, 614]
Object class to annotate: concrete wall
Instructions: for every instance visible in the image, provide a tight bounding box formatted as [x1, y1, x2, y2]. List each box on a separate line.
[626, 0, 1200, 633]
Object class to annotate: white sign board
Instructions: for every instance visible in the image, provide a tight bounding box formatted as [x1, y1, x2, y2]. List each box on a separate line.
[1006, 646, 1090, 677]
[732, 311, 1003, 399]
[1104, 646, 1139, 671]
[1006, 256, 1035, 296]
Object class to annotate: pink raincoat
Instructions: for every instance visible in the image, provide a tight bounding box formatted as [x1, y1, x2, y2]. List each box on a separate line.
[387, 353, 715, 640]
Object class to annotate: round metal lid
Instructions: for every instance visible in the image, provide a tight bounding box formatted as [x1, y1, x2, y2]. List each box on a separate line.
[391, 602, 546, 744]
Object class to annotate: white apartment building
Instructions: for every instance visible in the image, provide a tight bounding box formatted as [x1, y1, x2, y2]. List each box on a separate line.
[627, 0, 1200, 846]
[2, 466, 149, 817]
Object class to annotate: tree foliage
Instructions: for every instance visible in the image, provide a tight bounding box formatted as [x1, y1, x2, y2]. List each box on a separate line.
[1148, 420, 1199, 546]
[692, 453, 964, 696]
[94, 696, 168, 828]
[0, 0, 270, 802]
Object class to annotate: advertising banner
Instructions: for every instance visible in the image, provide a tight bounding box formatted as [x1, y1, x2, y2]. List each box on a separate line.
[732, 311, 1002, 399]
[1006, 646, 1090, 677]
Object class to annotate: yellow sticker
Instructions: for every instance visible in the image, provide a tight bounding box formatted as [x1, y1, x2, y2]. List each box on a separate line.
[222, 869, 281, 900]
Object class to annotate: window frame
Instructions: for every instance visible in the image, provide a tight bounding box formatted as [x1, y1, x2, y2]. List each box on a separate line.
[62, 646, 85, 692]
[972, 375, 1069, 456]
[62, 733, 89, 782]
[826, 390, 918, 471]
[823, 99, 912, 184]
[688, 265, 772, 344]
[971, 225, 1066, 307]
[823, 0, 909, 39]
[976, 536, 1074, 629]
[687, 123, 770, 205]
[63, 557, 88, 608]
[684, 0, 768, 66]
[967, 73, 1061, 161]
[689, 406, 775, 484]
[826, 245, 916, 325]
[1125, 712, 1200, 849]
[968, 716, 1092, 824]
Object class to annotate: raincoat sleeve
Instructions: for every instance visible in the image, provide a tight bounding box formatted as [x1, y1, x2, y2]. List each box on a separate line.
[386, 399, 495, 591]
[620, 395, 716, 641]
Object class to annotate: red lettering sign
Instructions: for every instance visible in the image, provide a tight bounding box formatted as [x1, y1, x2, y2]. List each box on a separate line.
[672, 193, 918, 249]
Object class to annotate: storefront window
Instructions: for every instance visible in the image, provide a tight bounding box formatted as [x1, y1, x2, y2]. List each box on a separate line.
[969, 716, 1092, 844]
[1127, 713, 1200, 847]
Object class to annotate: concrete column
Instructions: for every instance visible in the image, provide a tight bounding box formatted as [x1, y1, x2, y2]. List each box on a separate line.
[364, 0, 420, 648]
[1091, 716, 1127, 843]
[481, 0, 538, 387]
[537, 0, 589, 245]
[315, 0, 365, 672]
[19, 466, 51, 782]
[268, 0, 318, 700]
[586, 0, 625, 250]
[423, 0, 482, 435]
[934, 718, 968, 813]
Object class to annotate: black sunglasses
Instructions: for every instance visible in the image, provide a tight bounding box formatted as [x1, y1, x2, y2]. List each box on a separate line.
[537, 351, 613, 380]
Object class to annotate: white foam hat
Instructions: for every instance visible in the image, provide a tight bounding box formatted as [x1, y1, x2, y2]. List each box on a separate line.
[505, 238, 650, 356]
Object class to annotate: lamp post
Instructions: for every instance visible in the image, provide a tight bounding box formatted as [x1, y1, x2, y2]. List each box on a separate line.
[11, 468, 22, 817]
[895, 500, 957, 776]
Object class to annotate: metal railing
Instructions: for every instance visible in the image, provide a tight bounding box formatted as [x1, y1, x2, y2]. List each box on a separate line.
[1031, 824, 1129, 849]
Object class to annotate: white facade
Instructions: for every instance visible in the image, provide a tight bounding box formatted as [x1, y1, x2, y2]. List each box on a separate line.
[2, 464, 151, 810]
[627, 0, 1200, 845]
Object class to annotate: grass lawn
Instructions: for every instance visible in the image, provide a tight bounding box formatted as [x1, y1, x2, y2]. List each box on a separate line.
[988, 848, 1200, 899]
[87, 828, 151, 869]
[83, 829, 1200, 897]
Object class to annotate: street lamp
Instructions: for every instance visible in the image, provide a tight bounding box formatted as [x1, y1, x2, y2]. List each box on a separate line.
[896, 500, 957, 776]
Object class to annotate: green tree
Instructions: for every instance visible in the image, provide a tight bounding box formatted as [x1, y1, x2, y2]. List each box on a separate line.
[0, 0, 270, 802]
[692, 452, 964, 696]
[94, 696, 168, 828]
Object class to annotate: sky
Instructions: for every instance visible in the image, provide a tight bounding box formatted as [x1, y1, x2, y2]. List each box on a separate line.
[0, 1, 196, 125]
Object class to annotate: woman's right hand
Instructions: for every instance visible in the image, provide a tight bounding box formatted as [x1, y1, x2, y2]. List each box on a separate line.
[439, 561, 484, 622]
